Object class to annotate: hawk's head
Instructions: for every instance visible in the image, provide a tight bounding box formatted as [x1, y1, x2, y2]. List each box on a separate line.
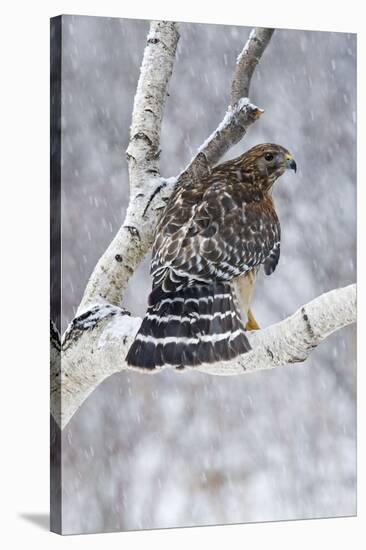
[240, 143, 297, 191]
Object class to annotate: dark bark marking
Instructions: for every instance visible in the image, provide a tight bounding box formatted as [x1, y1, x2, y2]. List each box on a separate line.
[125, 226, 141, 240]
[62, 305, 130, 350]
[143, 180, 168, 217]
[132, 132, 153, 146]
[301, 307, 315, 339]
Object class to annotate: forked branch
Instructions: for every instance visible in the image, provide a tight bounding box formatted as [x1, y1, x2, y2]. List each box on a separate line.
[77, 24, 273, 313]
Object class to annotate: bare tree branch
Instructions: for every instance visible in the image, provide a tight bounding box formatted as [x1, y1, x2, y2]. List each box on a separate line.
[77, 21, 180, 313]
[182, 27, 274, 183]
[197, 284, 356, 374]
[231, 28, 274, 105]
[183, 99, 265, 183]
[53, 284, 356, 429]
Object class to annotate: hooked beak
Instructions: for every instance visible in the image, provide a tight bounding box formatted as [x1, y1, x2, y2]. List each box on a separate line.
[284, 153, 297, 173]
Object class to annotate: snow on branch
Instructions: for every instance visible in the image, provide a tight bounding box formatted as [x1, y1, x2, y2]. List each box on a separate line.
[53, 284, 356, 429]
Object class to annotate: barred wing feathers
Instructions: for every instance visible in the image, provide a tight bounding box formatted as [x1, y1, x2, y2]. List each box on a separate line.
[127, 162, 281, 369]
[151, 178, 280, 292]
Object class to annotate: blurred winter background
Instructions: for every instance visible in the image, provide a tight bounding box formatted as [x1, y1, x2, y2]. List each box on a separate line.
[58, 15, 356, 534]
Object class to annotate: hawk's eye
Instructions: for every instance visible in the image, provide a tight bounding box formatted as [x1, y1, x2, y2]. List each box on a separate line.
[264, 153, 274, 162]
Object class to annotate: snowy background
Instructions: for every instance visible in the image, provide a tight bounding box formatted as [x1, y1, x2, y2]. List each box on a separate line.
[58, 15, 356, 534]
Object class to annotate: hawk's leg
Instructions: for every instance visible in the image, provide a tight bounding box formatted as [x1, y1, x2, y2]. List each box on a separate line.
[231, 269, 260, 331]
[245, 308, 260, 331]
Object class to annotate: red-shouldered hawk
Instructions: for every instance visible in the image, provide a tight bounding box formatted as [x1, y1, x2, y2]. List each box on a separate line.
[126, 143, 297, 369]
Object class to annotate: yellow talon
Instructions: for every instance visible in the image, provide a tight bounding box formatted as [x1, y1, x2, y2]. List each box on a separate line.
[245, 308, 260, 331]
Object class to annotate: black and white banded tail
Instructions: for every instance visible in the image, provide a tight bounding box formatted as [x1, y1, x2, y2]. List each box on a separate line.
[126, 282, 251, 369]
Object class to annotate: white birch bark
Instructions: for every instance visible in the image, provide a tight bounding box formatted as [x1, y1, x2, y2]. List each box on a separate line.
[77, 21, 180, 312]
[52, 22, 356, 430]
